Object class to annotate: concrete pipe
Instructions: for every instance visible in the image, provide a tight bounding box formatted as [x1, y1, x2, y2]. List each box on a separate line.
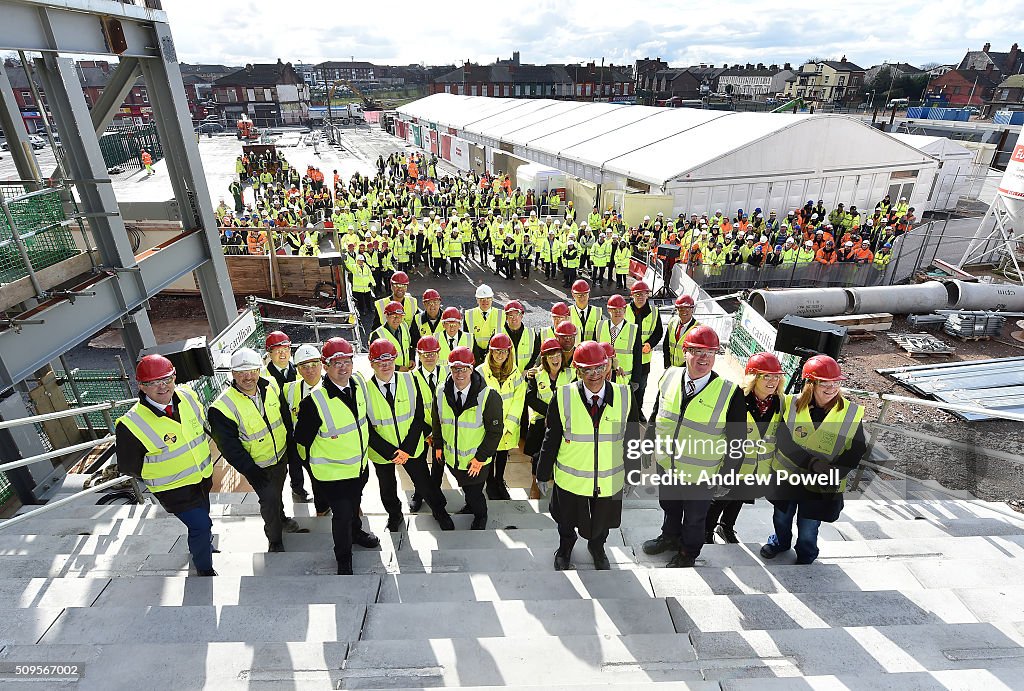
[946, 280, 1024, 312]
[749, 288, 853, 321]
[846, 281, 949, 315]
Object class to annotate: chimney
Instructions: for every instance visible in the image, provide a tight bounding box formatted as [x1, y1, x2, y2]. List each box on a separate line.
[983, 42, 991, 53]
[513, 51, 520, 66]
[784, 62, 791, 70]
[1010, 43, 1020, 69]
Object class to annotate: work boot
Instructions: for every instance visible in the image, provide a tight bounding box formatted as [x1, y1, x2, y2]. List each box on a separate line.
[760, 542, 789, 559]
[268, 541, 285, 553]
[353, 531, 380, 549]
[705, 529, 716, 545]
[386, 513, 404, 532]
[408, 494, 424, 513]
[666, 552, 697, 568]
[291, 488, 311, 503]
[470, 515, 488, 530]
[589, 542, 611, 570]
[283, 518, 310, 534]
[553, 550, 573, 571]
[641, 534, 680, 555]
[456, 504, 473, 515]
[715, 524, 739, 544]
[435, 512, 455, 531]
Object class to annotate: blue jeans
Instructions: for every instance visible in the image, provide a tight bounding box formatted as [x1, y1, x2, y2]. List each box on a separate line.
[767, 501, 820, 564]
[175, 507, 214, 572]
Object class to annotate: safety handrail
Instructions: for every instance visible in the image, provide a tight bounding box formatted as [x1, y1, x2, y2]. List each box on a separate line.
[0, 399, 136, 431]
[0, 435, 113, 474]
[840, 388, 1024, 424]
[0, 476, 136, 532]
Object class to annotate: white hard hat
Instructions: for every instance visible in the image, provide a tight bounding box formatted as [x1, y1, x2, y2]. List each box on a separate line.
[476, 284, 494, 299]
[760, 235, 768, 243]
[230, 347, 262, 372]
[643, 215, 651, 221]
[294, 344, 320, 365]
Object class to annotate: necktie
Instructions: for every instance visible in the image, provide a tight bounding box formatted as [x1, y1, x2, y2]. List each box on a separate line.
[164, 405, 173, 417]
[428, 373, 436, 391]
[686, 380, 696, 398]
[457, 390, 464, 408]
[589, 395, 600, 420]
[384, 383, 395, 408]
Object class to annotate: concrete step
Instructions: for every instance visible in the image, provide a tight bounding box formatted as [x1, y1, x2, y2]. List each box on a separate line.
[90, 574, 381, 607]
[0, 577, 110, 608]
[394, 546, 638, 573]
[377, 571, 655, 603]
[399, 527, 627, 551]
[0, 533, 179, 556]
[723, 669, 1024, 690]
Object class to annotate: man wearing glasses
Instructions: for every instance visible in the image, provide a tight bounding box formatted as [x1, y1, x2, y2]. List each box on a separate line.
[116, 355, 217, 576]
[642, 326, 747, 568]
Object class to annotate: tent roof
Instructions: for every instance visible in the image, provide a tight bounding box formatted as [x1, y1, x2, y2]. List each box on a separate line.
[888, 132, 974, 159]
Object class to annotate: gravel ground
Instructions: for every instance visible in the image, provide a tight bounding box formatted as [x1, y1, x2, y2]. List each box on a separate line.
[837, 316, 1024, 507]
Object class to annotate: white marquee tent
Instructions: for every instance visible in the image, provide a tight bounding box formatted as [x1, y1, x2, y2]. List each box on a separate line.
[396, 94, 944, 218]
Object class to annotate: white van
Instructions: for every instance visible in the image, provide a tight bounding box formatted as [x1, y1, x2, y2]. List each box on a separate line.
[886, 98, 910, 109]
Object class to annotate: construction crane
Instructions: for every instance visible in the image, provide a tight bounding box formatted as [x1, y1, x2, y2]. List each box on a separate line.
[327, 79, 382, 112]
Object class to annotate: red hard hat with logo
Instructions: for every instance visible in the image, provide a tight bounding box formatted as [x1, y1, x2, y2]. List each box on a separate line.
[540, 337, 562, 355]
[390, 271, 410, 285]
[442, 306, 462, 322]
[136, 354, 175, 384]
[265, 331, 291, 350]
[571, 279, 590, 294]
[555, 321, 578, 337]
[606, 294, 627, 309]
[550, 301, 570, 317]
[489, 333, 513, 350]
[682, 325, 720, 350]
[321, 337, 354, 362]
[631, 281, 650, 294]
[572, 340, 609, 368]
[745, 352, 785, 375]
[802, 354, 846, 381]
[448, 346, 475, 367]
[504, 300, 525, 314]
[417, 335, 440, 353]
[383, 300, 405, 316]
[674, 295, 695, 308]
[369, 339, 399, 362]
[422, 288, 441, 302]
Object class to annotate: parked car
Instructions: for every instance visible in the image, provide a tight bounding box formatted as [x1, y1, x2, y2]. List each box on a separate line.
[27, 135, 46, 149]
[0, 139, 8, 151]
[964, 106, 981, 116]
[195, 122, 224, 133]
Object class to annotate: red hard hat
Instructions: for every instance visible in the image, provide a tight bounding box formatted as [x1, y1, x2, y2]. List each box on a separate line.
[571, 279, 590, 294]
[631, 281, 650, 294]
[683, 325, 720, 350]
[489, 333, 513, 350]
[417, 335, 441, 353]
[369, 338, 399, 362]
[383, 300, 405, 316]
[540, 337, 562, 355]
[600, 341, 615, 358]
[390, 271, 410, 285]
[448, 346, 475, 367]
[504, 300, 525, 314]
[422, 288, 441, 302]
[572, 340, 609, 368]
[265, 331, 291, 349]
[607, 294, 627, 309]
[745, 352, 785, 376]
[322, 337, 354, 362]
[442, 306, 462, 322]
[802, 354, 846, 381]
[550, 301, 570, 317]
[136, 354, 175, 383]
[555, 321, 578, 337]
[674, 295, 695, 308]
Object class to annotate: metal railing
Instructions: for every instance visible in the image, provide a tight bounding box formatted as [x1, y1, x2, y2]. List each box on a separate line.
[688, 260, 888, 291]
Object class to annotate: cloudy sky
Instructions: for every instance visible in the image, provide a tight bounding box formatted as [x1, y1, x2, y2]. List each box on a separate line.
[165, 0, 1023, 70]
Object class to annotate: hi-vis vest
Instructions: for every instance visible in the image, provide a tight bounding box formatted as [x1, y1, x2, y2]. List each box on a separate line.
[211, 381, 287, 468]
[365, 372, 424, 465]
[307, 376, 369, 481]
[118, 386, 212, 492]
[554, 382, 629, 497]
[465, 307, 505, 350]
[664, 317, 698, 368]
[595, 319, 638, 386]
[624, 305, 659, 365]
[415, 311, 443, 338]
[350, 262, 373, 293]
[438, 331, 473, 362]
[413, 364, 449, 428]
[569, 304, 602, 341]
[741, 399, 785, 478]
[503, 325, 537, 373]
[531, 368, 576, 422]
[284, 378, 321, 460]
[654, 370, 737, 483]
[477, 364, 526, 451]
[437, 384, 499, 470]
[374, 295, 418, 327]
[540, 324, 581, 346]
[369, 324, 412, 369]
[773, 397, 864, 493]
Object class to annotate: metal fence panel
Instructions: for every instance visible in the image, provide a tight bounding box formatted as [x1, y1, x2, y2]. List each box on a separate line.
[99, 123, 163, 172]
[0, 188, 79, 283]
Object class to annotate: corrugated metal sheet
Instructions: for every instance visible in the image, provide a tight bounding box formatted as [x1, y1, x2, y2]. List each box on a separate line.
[878, 357, 1024, 421]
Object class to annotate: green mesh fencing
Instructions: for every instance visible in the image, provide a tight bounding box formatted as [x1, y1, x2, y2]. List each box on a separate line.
[0, 470, 13, 506]
[0, 188, 79, 283]
[55, 369, 133, 431]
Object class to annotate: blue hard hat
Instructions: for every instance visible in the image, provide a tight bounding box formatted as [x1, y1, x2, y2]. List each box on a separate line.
[883, 243, 892, 249]
[754, 207, 762, 213]
[774, 244, 782, 251]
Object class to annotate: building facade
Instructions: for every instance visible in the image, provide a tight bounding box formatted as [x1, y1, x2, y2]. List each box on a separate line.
[783, 57, 866, 105]
[212, 60, 310, 127]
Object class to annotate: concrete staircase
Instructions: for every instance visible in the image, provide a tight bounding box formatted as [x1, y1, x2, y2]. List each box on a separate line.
[3, 483, 1024, 690]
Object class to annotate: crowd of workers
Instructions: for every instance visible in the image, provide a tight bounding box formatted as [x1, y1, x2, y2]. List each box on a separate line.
[214, 149, 918, 288]
[115, 272, 867, 577]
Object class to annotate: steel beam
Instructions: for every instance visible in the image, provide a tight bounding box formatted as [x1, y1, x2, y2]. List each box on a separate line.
[138, 21, 236, 335]
[0, 0, 162, 57]
[90, 57, 142, 136]
[0, 60, 42, 187]
[0, 230, 209, 393]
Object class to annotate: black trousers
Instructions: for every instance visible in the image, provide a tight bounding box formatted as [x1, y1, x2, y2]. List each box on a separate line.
[486, 450, 509, 494]
[250, 461, 288, 543]
[659, 498, 713, 557]
[558, 523, 608, 554]
[636, 362, 651, 413]
[373, 454, 448, 518]
[615, 272, 626, 289]
[450, 257, 462, 275]
[449, 462, 490, 521]
[319, 466, 369, 564]
[412, 442, 445, 500]
[592, 266, 606, 284]
[519, 256, 531, 278]
[705, 499, 744, 530]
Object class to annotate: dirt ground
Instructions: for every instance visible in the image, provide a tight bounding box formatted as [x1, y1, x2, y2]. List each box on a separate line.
[837, 316, 1024, 508]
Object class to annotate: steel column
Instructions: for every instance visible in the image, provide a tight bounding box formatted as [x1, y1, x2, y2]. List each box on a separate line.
[0, 59, 42, 187]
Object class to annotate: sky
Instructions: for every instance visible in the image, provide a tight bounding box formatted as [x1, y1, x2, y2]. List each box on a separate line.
[164, 0, 1024, 71]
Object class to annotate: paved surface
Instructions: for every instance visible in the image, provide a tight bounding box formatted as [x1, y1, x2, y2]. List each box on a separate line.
[3, 489, 1024, 688]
